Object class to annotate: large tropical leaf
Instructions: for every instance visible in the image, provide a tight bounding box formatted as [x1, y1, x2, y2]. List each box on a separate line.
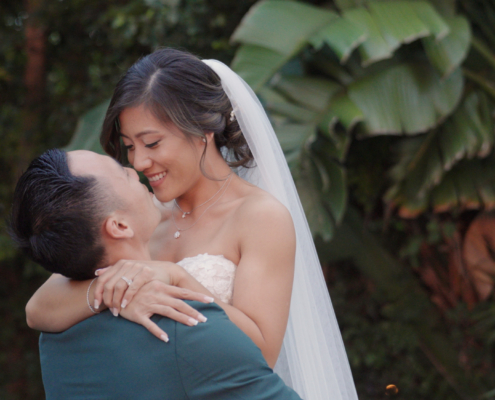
[270, 75, 341, 112]
[367, 1, 431, 49]
[347, 63, 463, 135]
[387, 91, 495, 216]
[231, 0, 337, 56]
[324, 93, 364, 132]
[274, 123, 315, 154]
[295, 152, 335, 240]
[343, 7, 394, 65]
[430, 156, 495, 215]
[342, 1, 450, 66]
[311, 137, 347, 224]
[231, 45, 288, 91]
[309, 15, 368, 64]
[231, 0, 337, 90]
[233, 0, 453, 89]
[259, 87, 318, 123]
[65, 100, 110, 154]
[423, 15, 471, 77]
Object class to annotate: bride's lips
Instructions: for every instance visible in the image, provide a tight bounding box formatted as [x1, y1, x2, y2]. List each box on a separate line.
[146, 171, 167, 188]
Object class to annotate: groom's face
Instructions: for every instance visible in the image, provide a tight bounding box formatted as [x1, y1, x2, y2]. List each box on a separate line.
[68, 150, 161, 238]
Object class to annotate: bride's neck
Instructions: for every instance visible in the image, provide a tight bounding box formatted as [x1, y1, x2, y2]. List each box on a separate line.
[176, 156, 232, 211]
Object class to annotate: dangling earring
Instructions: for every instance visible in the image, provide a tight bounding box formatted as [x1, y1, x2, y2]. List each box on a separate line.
[202, 137, 207, 143]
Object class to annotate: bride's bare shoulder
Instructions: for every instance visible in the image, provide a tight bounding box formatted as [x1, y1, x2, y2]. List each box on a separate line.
[235, 186, 294, 233]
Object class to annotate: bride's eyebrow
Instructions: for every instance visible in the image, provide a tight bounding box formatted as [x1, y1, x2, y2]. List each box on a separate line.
[120, 131, 160, 139]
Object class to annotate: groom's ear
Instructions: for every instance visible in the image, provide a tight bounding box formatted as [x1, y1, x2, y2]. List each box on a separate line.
[103, 214, 134, 240]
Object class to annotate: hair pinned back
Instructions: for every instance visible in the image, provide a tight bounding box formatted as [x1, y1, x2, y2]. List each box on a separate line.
[101, 48, 254, 170]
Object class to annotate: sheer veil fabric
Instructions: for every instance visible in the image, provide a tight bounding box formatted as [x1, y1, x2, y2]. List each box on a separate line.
[203, 60, 358, 400]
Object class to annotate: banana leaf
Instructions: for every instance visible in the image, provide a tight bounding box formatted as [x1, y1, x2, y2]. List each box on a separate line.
[309, 16, 367, 63]
[274, 123, 315, 153]
[343, 7, 393, 65]
[231, 45, 287, 92]
[231, 0, 337, 56]
[423, 15, 471, 77]
[368, 1, 431, 49]
[64, 100, 110, 154]
[312, 138, 347, 224]
[348, 63, 463, 135]
[326, 93, 365, 132]
[295, 153, 335, 240]
[270, 75, 341, 112]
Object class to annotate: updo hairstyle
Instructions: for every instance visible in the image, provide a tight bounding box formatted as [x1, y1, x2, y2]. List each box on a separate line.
[101, 48, 253, 169]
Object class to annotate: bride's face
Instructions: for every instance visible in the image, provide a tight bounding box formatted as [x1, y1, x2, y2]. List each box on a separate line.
[118, 105, 205, 202]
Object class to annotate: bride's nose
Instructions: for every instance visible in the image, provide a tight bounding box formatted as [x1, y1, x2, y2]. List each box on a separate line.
[132, 148, 152, 171]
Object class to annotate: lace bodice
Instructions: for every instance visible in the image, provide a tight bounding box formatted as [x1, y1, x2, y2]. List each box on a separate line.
[176, 254, 237, 304]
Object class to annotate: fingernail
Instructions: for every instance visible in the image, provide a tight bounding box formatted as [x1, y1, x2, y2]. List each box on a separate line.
[160, 334, 169, 343]
[204, 296, 214, 303]
[94, 300, 100, 310]
[197, 314, 207, 323]
[188, 318, 198, 326]
[121, 299, 127, 309]
[112, 308, 119, 317]
[95, 267, 110, 276]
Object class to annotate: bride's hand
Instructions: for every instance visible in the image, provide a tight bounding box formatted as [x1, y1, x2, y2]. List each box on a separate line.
[93, 260, 213, 322]
[118, 280, 209, 342]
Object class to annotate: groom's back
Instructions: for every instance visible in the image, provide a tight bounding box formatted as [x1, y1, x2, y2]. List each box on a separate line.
[40, 301, 301, 400]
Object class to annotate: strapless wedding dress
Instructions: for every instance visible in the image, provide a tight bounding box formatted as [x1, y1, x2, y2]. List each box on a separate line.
[176, 253, 236, 304]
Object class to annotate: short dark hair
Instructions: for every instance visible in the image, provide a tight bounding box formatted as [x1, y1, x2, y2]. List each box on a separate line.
[101, 48, 253, 170]
[9, 149, 109, 280]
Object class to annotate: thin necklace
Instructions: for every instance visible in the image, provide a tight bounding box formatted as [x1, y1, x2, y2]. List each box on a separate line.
[174, 171, 233, 219]
[172, 173, 233, 239]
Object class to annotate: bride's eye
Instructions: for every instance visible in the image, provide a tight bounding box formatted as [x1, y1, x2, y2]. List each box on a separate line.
[124, 144, 134, 151]
[145, 141, 160, 149]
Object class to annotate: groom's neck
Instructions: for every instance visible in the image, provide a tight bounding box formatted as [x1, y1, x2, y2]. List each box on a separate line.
[105, 240, 152, 266]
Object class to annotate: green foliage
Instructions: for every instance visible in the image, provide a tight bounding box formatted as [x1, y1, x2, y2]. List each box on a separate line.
[229, 0, 495, 397]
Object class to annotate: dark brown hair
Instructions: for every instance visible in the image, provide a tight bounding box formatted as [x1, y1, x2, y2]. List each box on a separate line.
[101, 48, 253, 169]
[8, 149, 110, 280]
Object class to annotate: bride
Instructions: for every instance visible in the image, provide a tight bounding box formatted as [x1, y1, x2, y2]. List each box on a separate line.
[26, 48, 357, 400]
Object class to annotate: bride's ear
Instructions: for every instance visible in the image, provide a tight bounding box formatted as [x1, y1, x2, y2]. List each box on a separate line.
[103, 214, 134, 240]
[204, 131, 214, 144]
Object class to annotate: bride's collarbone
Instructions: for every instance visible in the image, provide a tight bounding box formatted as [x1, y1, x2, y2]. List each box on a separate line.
[150, 217, 240, 265]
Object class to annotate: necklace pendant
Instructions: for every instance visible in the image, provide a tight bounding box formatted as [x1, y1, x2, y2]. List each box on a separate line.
[174, 231, 181, 239]
[182, 212, 188, 218]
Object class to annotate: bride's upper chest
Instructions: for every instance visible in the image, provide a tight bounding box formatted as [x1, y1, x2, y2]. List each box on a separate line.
[149, 207, 241, 265]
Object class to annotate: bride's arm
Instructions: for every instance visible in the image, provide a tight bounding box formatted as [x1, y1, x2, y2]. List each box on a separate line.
[175, 198, 296, 367]
[26, 270, 212, 333]
[25, 274, 105, 331]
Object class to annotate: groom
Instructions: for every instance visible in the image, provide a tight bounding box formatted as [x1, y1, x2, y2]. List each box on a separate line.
[9, 149, 301, 400]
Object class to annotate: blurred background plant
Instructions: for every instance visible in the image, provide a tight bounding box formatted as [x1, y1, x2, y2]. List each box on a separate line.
[2, 0, 495, 399]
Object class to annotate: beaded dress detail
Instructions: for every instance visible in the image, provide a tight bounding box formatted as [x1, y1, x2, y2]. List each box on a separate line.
[176, 254, 237, 304]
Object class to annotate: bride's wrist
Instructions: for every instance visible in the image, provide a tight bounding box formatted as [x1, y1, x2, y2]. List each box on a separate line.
[169, 263, 187, 287]
[87, 278, 108, 313]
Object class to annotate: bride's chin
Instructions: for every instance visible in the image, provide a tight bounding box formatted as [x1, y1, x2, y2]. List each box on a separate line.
[152, 189, 175, 205]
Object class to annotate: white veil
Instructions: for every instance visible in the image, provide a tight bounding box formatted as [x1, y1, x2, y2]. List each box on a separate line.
[203, 59, 358, 400]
